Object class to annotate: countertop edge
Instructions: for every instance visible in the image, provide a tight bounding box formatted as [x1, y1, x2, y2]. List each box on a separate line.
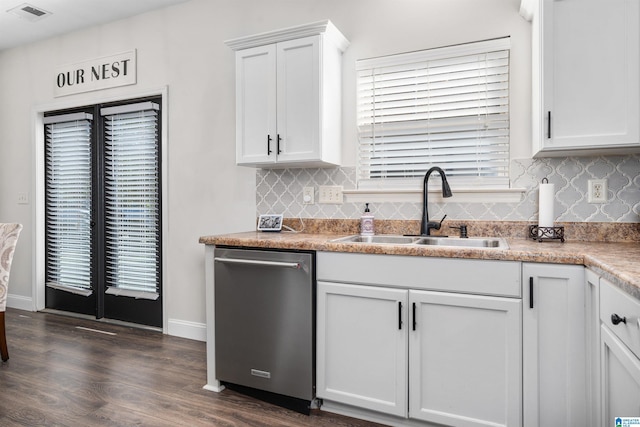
[199, 232, 640, 299]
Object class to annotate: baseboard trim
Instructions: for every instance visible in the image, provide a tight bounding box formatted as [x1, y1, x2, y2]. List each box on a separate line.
[320, 400, 421, 427]
[7, 294, 34, 311]
[167, 318, 206, 341]
[6, 297, 206, 342]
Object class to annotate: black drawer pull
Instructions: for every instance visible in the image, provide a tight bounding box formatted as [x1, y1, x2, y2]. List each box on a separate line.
[398, 302, 402, 330]
[611, 313, 627, 325]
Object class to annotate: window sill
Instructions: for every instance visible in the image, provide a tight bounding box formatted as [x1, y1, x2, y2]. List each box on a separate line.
[343, 187, 526, 204]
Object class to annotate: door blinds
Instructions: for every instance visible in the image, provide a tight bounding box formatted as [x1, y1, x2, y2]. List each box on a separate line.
[44, 113, 94, 296]
[102, 102, 160, 299]
[356, 38, 510, 189]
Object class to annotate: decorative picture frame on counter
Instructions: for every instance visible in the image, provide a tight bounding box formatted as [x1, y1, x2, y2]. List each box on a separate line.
[257, 214, 283, 232]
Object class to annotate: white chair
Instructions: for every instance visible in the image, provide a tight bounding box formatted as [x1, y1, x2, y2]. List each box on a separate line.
[0, 223, 23, 362]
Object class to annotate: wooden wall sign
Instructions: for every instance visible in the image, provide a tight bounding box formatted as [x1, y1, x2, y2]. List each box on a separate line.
[54, 50, 137, 97]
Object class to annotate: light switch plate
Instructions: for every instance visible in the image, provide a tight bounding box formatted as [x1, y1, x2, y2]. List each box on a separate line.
[319, 185, 343, 204]
[17, 192, 29, 204]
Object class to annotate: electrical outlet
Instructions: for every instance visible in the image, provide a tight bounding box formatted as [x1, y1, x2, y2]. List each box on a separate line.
[588, 179, 607, 203]
[17, 192, 29, 204]
[302, 187, 314, 204]
[318, 185, 343, 204]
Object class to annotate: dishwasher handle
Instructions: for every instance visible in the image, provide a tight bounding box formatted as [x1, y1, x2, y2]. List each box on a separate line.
[214, 257, 301, 269]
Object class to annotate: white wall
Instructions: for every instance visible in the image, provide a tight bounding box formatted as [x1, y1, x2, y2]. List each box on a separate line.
[0, 0, 529, 337]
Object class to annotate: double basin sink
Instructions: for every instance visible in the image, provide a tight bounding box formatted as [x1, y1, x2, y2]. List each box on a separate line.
[331, 234, 509, 249]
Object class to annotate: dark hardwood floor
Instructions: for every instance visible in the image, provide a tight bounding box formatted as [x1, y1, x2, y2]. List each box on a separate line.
[0, 308, 384, 426]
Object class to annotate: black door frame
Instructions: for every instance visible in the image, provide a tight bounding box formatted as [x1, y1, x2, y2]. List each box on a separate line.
[44, 96, 163, 327]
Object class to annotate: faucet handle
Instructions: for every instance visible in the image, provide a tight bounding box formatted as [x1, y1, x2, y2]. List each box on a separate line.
[433, 214, 447, 230]
[424, 215, 447, 235]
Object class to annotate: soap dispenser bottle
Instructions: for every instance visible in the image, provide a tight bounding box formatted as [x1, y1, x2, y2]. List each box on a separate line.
[360, 203, 375, 236]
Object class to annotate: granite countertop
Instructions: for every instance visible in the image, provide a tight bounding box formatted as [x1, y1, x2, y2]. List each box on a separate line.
[199, 229, 640, 299]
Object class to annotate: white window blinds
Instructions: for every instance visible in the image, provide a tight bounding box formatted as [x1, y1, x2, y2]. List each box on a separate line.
[357, 38, 510, 189]
[44, 113, 94, 295]
[101, 102, 160, 297]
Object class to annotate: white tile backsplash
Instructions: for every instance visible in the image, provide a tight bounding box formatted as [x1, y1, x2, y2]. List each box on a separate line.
[257, 155, 640, 223]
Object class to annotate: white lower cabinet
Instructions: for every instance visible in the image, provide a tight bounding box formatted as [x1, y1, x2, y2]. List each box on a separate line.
[600, 327, 640, 422]
[409, 290, 521, 426]
[316, 252, 523, 426]
[316, 282, 408, 417]
[522, 263, 587, 427]
[586, 269, 602, 427]
[599, 278, 640, 424]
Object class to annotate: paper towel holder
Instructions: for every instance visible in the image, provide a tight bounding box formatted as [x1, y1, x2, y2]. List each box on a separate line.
[528, 225, 565, 242]
[531, 177, 564, 242]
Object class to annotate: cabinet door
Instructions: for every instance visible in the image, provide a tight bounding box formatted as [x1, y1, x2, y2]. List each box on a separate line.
[522, 263, 587, 426]
[275, 36, 321, 163]
[235, 44, 277, 165]
[316, 281, 408, 417]
[600, 326, 640, 423]
[536, 0, 640, 154]
[585, 269, 602, 427]
[409, 290, 522, 427]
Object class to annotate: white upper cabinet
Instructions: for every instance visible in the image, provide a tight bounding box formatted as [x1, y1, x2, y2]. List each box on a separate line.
[232, 44, 277, 166]
[529, 0, 640, 156]
[226, 20, 349, 167]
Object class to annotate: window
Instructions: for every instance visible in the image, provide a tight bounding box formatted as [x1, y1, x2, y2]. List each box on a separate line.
[356, 38, 510, 189]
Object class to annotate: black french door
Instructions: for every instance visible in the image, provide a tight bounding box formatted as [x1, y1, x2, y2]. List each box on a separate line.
[44, 97, 162, 327]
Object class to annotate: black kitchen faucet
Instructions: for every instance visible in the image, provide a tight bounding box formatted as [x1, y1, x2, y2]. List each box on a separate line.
[420, 166, 453, 236]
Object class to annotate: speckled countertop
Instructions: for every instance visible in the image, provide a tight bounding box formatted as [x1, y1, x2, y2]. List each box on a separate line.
[199, 220, 640, 299]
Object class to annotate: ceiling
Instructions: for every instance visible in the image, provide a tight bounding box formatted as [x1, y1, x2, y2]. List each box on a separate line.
[0, 0, 190, 52]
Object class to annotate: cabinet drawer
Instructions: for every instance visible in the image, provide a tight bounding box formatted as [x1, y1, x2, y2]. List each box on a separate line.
[317, 252, 521, 297]
[600, 278, 640, 358]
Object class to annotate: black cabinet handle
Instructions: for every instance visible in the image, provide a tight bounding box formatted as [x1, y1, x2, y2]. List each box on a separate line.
[412, 302, 417, 331]
[398, 302, 403, 330]
[547, 111, 551, 139]
[277, 134, 282, 154]
[267, 135, 273, 155]
[611, 313, 627, 325]
[529, 277, 534, 309]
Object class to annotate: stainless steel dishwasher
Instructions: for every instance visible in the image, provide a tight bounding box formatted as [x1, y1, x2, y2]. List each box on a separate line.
[214, 246, 315, 413]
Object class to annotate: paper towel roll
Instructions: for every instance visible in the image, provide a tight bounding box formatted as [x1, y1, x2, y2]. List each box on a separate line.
[538, 181, 555, 228]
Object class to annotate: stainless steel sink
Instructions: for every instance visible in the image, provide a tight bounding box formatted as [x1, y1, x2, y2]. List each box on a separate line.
[331, 235, 419, 245]
[415, 236, 508, 249]
[330, 234, 508, 249]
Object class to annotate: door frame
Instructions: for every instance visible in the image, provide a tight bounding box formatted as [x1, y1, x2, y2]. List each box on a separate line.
[31, 86, 169, 332]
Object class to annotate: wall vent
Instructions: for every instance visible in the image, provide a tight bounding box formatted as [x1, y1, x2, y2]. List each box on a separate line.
[8, 3, 52, 22]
